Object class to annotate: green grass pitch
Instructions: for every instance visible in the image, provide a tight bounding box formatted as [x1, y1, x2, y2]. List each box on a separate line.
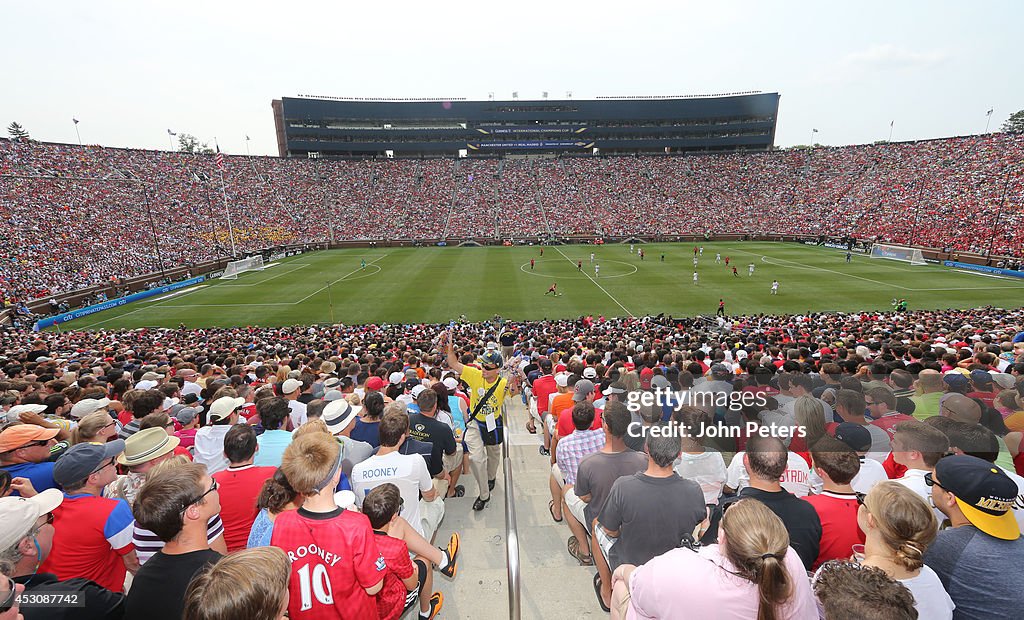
[59, 242, 1024, 330]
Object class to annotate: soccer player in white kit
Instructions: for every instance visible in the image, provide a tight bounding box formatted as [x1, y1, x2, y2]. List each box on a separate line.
[630, 244, 634, 253]
[771, 280, 779, 295]
[590, 252, 595, 263]
[699, 246, 704, 256]
[693, 271, 699, 285]
[748, 263, 755, 276]
[594, 263, 600, 278]
[693, 257, 698, 267]
[715, 252, 721, 263]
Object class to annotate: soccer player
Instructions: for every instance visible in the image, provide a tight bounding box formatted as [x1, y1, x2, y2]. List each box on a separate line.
[725, 256, 730, 266]
[717, 299, 725, 317]
[594, 264, 600, 278]
[530, 258, 535, 270]
[545, 283, 558, 296]
[271, 433, 387, 619]
[630, 244, 634, 254]
[846, 251, 852, 263]
[590, 252, 595, 263]
[715, 252, 721, 263]
[732, 266, 739, 277]
[361, 259, 366, 270]
[638, 249, 644, 260]
[577, 260, 582, 271]
[540, 248, 544, 257]
[692, 271, 699, 285]
[748, 263, 755, 276]
[660, 254, 665, 262]
[699, 246, 704, 256]
[771, 280, 780, 295]
[692, 257, 698, 268]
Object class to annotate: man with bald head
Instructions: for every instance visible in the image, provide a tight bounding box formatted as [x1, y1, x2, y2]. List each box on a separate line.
[911, 369, 944, 420]
[940, 393, 982, 425]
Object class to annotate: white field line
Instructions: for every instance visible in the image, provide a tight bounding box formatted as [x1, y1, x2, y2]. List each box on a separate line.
[552, 246, 634, 317]
[293, 254, 390, 305]
[150, 285, 207, 301]
[75, 283, 211, 329]
[217, 264, 310, 287]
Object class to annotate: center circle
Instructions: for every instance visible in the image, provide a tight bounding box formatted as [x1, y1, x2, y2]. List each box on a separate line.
[519, 259, 639, 279]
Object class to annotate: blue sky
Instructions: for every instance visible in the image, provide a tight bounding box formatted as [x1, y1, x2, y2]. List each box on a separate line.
[3, 1, 1021, 156]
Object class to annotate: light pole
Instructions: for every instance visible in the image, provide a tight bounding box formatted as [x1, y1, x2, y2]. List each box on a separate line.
[325, 280, 336, 324]
[985, 109, 994, 133]
[988, 162, 1020, 259]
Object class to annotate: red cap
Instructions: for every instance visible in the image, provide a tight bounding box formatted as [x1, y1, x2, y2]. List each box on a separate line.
[366, 376, 385, 391]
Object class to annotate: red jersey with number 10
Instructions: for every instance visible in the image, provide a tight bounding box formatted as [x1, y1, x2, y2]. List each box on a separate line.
[270, 507, 386, 619]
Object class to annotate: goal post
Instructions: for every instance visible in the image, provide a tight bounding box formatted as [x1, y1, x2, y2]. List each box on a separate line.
[220, 255, 265, 279]
[869, 243, 926, 266]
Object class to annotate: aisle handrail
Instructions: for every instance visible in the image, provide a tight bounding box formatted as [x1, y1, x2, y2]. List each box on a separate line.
[502, 403, 521, 620]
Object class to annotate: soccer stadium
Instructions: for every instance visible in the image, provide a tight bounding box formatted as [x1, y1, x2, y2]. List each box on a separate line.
[3, 4, 1024, 620]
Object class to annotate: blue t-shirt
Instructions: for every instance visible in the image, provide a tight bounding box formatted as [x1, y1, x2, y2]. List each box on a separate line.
[1, 461, 58, 495]
[253, 430, 293, 467]
[924, 525, 1024, 620]
[247, 509, 274, 548]
[350, 419, 380, 449]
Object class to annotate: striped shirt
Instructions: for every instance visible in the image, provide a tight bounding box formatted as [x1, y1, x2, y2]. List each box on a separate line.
[556, 428, 606, 486]
[133, 515, 225, 565]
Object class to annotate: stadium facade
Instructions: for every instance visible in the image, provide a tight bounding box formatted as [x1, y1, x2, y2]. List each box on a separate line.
[272, 93, 780, 158]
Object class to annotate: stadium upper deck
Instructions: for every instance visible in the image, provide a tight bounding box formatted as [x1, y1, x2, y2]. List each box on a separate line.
[272, 93, 780, 157]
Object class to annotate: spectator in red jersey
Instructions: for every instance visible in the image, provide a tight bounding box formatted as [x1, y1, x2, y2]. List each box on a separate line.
[802, 437, 865, 569]
[212, 424, 276, 552]
[183, 547, 290, 620]
[41, 440, 139, 592]
[126, 463, 223, 620]
[866, 387, 915, 439]
[270, 432, 386, 619]
[363, 483, 443, 620]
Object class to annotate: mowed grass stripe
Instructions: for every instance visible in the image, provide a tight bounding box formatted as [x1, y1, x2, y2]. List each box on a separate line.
[54, 243, 1024, 330]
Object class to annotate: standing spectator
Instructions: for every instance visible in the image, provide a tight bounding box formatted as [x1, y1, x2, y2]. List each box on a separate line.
[407, 389, 458, 498]
[0, 425, 59, 495]
[834, 389, 891, 461]
[106, 426, 179, 506]
[172, 405, 201, 450]
[672, 406, 728, 505]
[177, 369, 202, 400]
[803, 437, 865, 569]
[279, 378, 307, 430]
[717, 436, 822, 571]
[192, 397, 244, 475]
[117, 390, 163, 440]
[550, 401, 605, 525]
[126, 464, 223, 620]
[855, 481, 954, 620]
[891, 420, 950, 523]
[610, 499, 816, 620]
[271, 433, 386, 619]
[252, 397, 292, 467]
[0, 489, 126, 618]
[593, 422, 707, 611]
[911, 370, 945, 421]
[183, 547, 290, 620]
[831, 423, 889, 494]
[212, 425, 276, 552]
[40, 440, 139, 592]
[925, 454, 1024, 619]
[246, 469, 299, 549]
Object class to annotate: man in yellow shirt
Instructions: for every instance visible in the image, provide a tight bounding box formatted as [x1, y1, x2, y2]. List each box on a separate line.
[444, 332, 507, 511]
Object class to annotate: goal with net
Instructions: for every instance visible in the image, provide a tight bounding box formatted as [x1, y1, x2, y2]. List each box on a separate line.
[220, 255, 265, 279]
[869, 243, 926, 266]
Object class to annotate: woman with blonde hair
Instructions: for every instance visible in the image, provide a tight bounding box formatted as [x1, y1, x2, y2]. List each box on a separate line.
[183, 546, 290, 620]
[788, 395, 827, 463]
[846, 480, 953, 619]
[610, 498, 815, 619]
[70, 410, 118, 444]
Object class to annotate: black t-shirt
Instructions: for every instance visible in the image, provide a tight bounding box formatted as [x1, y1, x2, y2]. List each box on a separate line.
[408, 413, 456, 458]
[374, 437, 443, 477]
[499, 332, 516, 346]
[14, 573, 125, 620]
[721, 487, 822, 571]
[124, 549, 223, 620]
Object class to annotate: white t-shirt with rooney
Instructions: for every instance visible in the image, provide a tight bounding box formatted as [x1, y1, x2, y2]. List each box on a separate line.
[726, 451, 811, 497]
[350, 450, 432, 536]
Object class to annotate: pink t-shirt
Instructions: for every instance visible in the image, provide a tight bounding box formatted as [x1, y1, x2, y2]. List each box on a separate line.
[627, 544, 817, 620]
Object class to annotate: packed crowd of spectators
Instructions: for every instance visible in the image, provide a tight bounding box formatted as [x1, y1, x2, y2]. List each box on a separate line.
[1, 304, 1023, 618]
[3, 132, 1022, 301]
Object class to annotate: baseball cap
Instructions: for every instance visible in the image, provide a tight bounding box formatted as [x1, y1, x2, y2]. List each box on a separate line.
[69, 397, 111, 419]
[322, 399, 362, 435]
[323, 390, 343, 402]
[208, 396, 245, 422]
[538, 358, 553, 371]
[990, 373, 1015, 390]
[118, 427, 180, 467]
[833, 423, 872, 452]
[366, 376, 385, 391]
[410, 385, 427, 399]
[6, 403, 47, 423]
[582, 367, 598, 380]
[388, 372, 405, 385]
[933, 455, 1020, 540]
[141, 371, 164, 382]
[710, 363, 732, 378]
[604, 382, 627, 396]
[942, 373, 969, 390]
[554, 372, 570, 388]
[0, 489, 65, 550]
[0, 425, 60, 453]
[177, 368, 198, 378]
[281, 378, 302, 395]
[573, 379, 596, 402]
[651, 375, 671, 390]
[968, 370, 993, 387]
[442, 377, 460, 391]
[480, 351, 503, 368]
[173, 405, 201, 425]
[53, 439, 126, 487]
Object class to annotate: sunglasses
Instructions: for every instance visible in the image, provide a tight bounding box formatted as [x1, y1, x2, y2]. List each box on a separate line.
[482, 365, 499, 371]
[0, 576, 16, 613]
[180, 479, 219, 513]
[855, 492, 866, 506]
[18, 440, 50, 449]
[923, 472, 944, 490]
[91, 457, 117, 475]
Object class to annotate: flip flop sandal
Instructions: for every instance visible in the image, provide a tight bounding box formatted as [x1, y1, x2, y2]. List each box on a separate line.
[567, 536, 594, 566]
[525, 420, 537, 434]
[593, 572, 611, 613]
[548, 500, 563, 523]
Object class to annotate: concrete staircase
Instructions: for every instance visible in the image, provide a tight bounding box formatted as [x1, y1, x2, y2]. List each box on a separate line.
[422, 399, 604, 619]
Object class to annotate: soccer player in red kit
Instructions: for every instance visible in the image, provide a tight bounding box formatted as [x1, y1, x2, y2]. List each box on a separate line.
[271, 433, 387, 619]
[545, 282, 558, 295]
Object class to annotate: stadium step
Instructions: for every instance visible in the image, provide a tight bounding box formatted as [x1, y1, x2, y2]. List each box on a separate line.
[420, 399, 602, 619]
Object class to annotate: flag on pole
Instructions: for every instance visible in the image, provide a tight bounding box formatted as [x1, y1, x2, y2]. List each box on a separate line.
[72, 118, 79, 125]
[215, 146, 225, 171]
[245, 135, 250, 141]
[812, 128, 819, 133]
[890, 120, 894, 128]
[986, 108, 994, 116]
[167, 129, 176, 136]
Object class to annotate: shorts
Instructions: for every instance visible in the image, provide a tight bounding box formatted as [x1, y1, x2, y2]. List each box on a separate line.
[551, 463, 565, 489]
[403, 558, 429, 609]
[443, 444, 464, 473]
[564, 487, 587, 529]
[594, 525, 616, 565]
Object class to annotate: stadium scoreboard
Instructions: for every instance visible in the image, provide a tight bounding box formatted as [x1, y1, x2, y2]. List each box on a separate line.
[272, 93, 779, 158]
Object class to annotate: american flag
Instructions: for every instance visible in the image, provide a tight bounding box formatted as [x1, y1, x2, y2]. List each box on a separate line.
[215, 147, 225, 171]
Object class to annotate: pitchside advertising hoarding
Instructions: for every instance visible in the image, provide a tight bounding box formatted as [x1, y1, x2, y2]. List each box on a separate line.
[943, 261, 1024, 279]
[33, 276, 206, 331]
